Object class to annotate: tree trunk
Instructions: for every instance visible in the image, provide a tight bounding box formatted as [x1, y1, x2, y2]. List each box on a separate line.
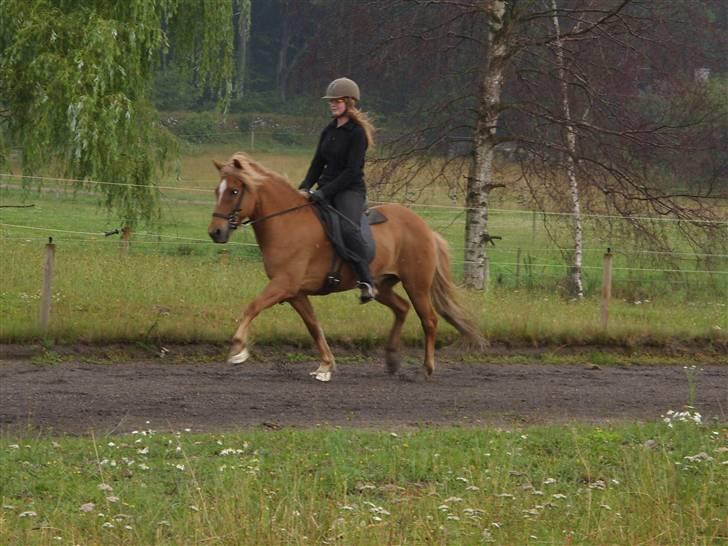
[233, 0, 251, 99]
[552, 0, 584, 298]
[276, 0, 290, 103]
[463, 0, 509, 289]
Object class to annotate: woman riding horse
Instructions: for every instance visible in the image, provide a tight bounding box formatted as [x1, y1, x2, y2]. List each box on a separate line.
[299, 77, 378, 303]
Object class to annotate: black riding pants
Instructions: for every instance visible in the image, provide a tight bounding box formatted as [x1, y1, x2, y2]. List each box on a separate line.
[330, 189, 373, 284]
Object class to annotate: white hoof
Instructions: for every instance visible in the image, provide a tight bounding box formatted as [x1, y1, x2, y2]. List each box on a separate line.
[314, 371, 331, 382]
[228, 347, 249, 364]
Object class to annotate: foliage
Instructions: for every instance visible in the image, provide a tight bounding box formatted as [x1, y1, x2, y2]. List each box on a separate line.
[169, 112, 220, 144]
[0, 0, 236, 227]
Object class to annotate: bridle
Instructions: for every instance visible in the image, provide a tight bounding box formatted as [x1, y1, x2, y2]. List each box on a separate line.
[211, 176, 312, 231]
[212, 181, 246, 230]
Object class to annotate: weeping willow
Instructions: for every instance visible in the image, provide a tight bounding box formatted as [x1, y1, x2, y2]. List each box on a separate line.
[0, 0, 246, 227]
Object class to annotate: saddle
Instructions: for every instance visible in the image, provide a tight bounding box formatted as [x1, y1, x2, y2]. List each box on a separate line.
[312, 203, 388, 291]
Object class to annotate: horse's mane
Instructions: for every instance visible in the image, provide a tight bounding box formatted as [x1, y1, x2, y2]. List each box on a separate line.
[226, 152, 296, 194]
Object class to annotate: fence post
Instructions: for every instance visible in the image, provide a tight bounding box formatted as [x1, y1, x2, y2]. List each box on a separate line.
[483, 254, 490, 290]
[600, 248, 613, 330]
[40, 237, 55, 336]
[515, 247, 522, 288]
[120, 226, 131, 256]
[250, 127, 255, 150]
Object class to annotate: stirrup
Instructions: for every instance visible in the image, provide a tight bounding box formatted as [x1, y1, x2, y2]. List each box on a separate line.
[356, 281, 377, 304]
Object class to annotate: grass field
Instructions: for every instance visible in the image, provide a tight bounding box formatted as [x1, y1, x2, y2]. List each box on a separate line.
[1, 420, 725, 545]
[1, 143, 726, 347]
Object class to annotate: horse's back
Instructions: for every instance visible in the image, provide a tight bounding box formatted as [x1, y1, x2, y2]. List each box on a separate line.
[370, 204, 439, 277]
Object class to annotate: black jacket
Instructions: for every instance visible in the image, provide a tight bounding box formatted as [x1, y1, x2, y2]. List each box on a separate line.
[299, 119, 367, 199]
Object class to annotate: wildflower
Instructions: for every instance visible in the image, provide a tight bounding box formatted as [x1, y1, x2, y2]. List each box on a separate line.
[443, 496, 463, 503]
[106, 496, 119, 503]
[466, 485, 480, 491]
[19, 511, 37, 518]
[175, 464, 185, 471]
[543, 478, 556, 485]
[98, 484, 113, 492]
[80, 503, 95, 512]
[102, 522, 114, 529]
[455, 477, 469, 483]
[552, 494, 567, 500]
[137, 447, 149, 455]
[684, 452, 714, 463]
[189, 505, 200, 512]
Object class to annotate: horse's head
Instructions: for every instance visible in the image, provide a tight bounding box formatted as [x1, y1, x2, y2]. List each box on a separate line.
[208, 155, 260, 243]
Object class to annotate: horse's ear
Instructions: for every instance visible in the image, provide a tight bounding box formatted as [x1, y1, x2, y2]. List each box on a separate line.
[212, 159, 224, 172]
[232, 158, 243, 170]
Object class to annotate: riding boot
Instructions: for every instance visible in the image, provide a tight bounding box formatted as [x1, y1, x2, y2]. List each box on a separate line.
[352, 261, 378, 304]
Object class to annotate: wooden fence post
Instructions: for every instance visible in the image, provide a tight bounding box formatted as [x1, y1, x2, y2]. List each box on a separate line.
[120, 226, 131, 256]
[601, 248, 613, 330]
[515, 247, 522, 288]
[40, 237, 55, 336]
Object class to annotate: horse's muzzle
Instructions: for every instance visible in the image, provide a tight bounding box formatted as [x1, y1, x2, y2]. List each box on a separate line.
[208, 224, 229, 244]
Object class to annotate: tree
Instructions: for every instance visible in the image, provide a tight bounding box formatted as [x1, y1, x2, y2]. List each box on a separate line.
[0, 0, 236, 227]
[355, 0, 726, 290]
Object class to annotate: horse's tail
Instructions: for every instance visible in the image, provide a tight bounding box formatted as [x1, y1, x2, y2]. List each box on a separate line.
[431, 233, 486, 348]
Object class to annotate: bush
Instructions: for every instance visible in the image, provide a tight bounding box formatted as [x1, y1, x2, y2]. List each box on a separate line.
[171, 112, 220, 143]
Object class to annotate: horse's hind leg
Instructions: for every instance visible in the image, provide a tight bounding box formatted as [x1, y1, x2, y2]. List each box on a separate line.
[288, 295, 335, 382]
[375, 276, 410, 374]
[402, 281, 438, 377]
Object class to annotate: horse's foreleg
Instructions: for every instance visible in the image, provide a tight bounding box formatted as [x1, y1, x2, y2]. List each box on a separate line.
[228, 280, 295, 364]
[375, 278, 410, 375]
[288, 295, 335, 382]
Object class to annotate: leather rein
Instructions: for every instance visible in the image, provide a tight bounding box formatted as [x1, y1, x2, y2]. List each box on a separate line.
[212, 184, 312, 231]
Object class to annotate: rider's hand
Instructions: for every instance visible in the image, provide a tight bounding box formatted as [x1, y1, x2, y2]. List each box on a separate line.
[308, 190, 325, 203]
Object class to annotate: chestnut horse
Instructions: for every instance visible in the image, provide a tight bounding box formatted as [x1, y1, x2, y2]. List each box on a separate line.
[208, 153, 482, 381]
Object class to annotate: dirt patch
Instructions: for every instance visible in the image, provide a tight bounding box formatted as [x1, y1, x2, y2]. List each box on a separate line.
[1, 344, 725, 434]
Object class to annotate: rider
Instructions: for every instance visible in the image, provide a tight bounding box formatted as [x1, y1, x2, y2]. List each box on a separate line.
[299, 77, 378, 303]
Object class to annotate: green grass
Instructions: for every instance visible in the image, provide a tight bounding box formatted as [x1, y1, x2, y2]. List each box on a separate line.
[1, 421, 725, 545]
[0, 240, 726, 347]
[1, 146, 726, 348]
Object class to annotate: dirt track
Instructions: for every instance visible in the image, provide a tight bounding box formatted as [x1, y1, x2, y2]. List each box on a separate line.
[1, 346, 726, 434]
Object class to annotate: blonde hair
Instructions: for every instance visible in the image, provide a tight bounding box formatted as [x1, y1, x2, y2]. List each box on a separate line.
[344, 98, 376, 148]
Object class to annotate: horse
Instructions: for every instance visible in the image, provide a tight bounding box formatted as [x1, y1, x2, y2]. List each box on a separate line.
[208, 153, 482, 382]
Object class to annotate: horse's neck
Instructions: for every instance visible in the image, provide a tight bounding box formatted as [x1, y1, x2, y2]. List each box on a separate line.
[250, 177, 307, 243]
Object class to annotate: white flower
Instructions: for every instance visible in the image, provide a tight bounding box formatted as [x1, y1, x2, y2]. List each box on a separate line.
[137, 447, 149, 455]
[97, 483, 113, 492]
[102, 522, 114, 529]
[19, 511, 37, 518]
[443, 496, 463, 503]
[552, 494, 567, 500]
[80, 503, 95, 512]
[175, 464, 185, 471]
[543, 478, 556, 485]
[106, 496, 119, 503]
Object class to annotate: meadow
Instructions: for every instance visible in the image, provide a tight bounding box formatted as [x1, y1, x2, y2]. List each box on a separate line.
[1, 418, 725, 545]
[0, 143, 726, 348]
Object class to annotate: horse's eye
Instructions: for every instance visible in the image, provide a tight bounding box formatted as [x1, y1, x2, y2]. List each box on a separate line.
[231, 189, 239, 196]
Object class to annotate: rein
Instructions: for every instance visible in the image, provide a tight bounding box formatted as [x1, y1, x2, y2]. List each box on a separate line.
[213, 185, 313, 231]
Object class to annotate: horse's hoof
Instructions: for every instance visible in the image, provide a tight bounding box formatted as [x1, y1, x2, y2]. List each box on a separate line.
[314, 371, 331, 382]
[228, 347, 250, 364]
[385, 351, 400, 375]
